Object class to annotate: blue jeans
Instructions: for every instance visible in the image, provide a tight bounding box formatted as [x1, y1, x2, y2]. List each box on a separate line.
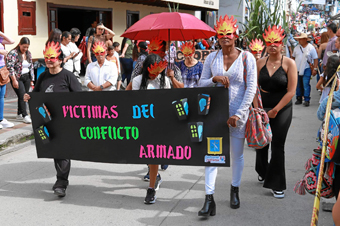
[296, 68, 312, 102]
[121, 58, 133, 84]
[0, 84, 6, 121]
[0, 65, 5, 121]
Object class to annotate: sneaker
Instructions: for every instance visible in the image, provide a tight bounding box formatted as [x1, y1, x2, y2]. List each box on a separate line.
[144, 188, 156, 204]
[272, 190, 285, 198]
[161, 165, 168, 171]
[23, 115, 32, 124]
[143, 166, 150, 181]
[0, 118, 14, 128]
[295, 99, 302, 105]
[303, 101, 310, 107]
[258, 175, 264, 184]
[16, 115, 23, 121]
[0, 123, 2, 129]
[154, 174, 162, 191]
[143, 170, 150, 181]
[53, 188, 66, 197]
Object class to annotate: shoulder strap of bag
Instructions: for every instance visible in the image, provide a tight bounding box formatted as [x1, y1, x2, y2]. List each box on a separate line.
[242, 52, 248, 86]
[242, 51, 263, 109]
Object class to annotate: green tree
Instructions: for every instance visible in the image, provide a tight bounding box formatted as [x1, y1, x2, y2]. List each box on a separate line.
[240, 0, 289, 43]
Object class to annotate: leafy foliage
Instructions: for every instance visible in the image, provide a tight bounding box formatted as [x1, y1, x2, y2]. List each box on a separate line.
[168, 2, 179, 12]
[240, 0, 289, 43]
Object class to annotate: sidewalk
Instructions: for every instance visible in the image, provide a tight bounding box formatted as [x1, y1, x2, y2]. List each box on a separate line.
[0, 97, 33, 148]
[0, 76, 90, 148]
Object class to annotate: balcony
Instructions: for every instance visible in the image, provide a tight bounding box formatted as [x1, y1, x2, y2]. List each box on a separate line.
[109, 0, 219, 11]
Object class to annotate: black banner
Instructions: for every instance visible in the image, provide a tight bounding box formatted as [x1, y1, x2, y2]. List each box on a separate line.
[29, 87, 230, 167]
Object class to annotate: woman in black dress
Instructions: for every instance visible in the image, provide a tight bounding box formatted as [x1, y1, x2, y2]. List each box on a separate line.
[255, 25, 297, 198]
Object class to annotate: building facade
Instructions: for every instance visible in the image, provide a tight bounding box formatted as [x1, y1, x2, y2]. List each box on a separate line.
[2, 0, 219, 58]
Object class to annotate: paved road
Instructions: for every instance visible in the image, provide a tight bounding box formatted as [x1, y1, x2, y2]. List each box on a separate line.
[0, 78, 335, 226]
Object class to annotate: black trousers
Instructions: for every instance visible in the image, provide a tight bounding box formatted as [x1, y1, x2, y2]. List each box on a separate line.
[255, 104, 293, 191]
[11, 73, 31, 117]
[52, 159, 71, 189]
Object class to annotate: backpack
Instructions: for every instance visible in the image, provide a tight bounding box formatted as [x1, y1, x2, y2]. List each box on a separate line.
[78, 36, 87, 64]
[294, 148, 335, 198]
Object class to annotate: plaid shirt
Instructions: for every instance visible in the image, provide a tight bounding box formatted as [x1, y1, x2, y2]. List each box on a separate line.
[6, 49, 34, 81]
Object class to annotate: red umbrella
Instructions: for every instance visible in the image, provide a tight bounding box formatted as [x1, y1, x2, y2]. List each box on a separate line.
[121, 12, 216, 41]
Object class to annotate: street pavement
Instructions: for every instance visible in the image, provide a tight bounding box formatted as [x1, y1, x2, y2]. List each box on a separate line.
[0, 78, 335, 226]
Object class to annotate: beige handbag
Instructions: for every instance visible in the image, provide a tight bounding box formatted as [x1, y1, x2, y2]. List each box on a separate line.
[0, 66, 10, 86]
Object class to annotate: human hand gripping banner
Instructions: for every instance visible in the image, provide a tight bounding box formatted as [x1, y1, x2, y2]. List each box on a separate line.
[29, 87, 230, 167]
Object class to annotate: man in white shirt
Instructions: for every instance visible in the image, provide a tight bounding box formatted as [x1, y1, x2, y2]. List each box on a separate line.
[292, 33, 318, 107]
[85, 41, 118, 91]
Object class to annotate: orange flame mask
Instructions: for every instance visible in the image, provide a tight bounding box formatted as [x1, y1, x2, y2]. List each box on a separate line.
[214, 15, 238, 39]
[147, 60, 168, 78]
[92, 41, 107, 56]
[43, 41, 61, 62]
[180, 42, 195, 57]
[263, 25, 285, 47]
[148, 37, 164, 54]
[249, 39, 265, 54]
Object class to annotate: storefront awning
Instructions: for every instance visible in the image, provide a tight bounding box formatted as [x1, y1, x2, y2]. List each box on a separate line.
[109, 0, 219, 11]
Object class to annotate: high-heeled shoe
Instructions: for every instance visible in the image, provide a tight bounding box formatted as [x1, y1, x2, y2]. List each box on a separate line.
[230, 185, 240, 209]
[198, 194, 216, 216]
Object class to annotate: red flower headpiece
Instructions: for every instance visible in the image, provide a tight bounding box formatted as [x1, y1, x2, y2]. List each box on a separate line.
[92, 41, 107, 55]
[147, 60, 168, 78]
[214, 15, 238, 39]
[43, 41, 61, 62]
[148, 37, 164, 53]
[263, 25, 285, 46]
[249, 39, 265, 54]
[180, 42, 195, 57]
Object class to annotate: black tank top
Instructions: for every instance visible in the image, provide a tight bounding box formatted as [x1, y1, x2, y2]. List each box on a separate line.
[258, 56, 291, 109]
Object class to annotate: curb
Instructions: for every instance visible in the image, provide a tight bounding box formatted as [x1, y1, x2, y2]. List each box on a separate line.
[0, 129, 34, 150]
[0, 140, 35, 156]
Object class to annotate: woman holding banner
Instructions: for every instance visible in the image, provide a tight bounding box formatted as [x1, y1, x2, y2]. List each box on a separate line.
[198, 15, 257, 216]
[24, 41, 82, 198]
[127, 38, 184, 90]
[131, 54, 171, 204]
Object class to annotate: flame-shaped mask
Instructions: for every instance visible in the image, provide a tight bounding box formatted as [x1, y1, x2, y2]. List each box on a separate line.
[180, 42, 195, 57]
[214, 15, 238, 39]
[249, 38, 265, 54]
[147, 60, 168, 78]
[92, 41, 107, 56]
[43, 41, 61, 62]
[263, 25, 285, 47]
[148, 37, 164, 54]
